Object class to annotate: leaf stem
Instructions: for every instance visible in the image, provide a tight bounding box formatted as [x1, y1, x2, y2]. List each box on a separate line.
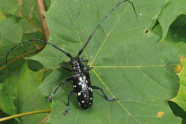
[0, 109, 51, 122]
[37, 0, 50, 41]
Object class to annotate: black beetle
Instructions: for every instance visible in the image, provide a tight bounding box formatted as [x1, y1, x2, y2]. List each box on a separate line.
[6, 0, 137, 114]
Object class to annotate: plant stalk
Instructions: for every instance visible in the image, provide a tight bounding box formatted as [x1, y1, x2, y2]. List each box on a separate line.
[0, 109, 51, 122]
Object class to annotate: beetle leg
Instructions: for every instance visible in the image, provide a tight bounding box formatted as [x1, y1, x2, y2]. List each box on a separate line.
[64, 90, 74, 115]
[60, 61, 72, 72]
[91, 86, 117, 101]
[85, 66, 93, 71]
[80, 56, 85, 61]
[46, 78, 72, 102]
[82, 60, 89, 67]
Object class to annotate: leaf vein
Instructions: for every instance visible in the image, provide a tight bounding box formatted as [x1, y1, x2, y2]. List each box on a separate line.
[138, 67, 169, 92]
[90, 3, 132, 65]
[64, 1, 89, 59]
[140, 42, 161, 66]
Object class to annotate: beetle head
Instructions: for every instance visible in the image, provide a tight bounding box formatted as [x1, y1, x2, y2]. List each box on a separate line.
[70, 56, 81, 66]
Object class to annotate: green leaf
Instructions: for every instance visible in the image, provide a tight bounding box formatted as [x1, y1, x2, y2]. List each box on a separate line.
[168, 101, 186, 124]
[169, 14, 186, 42]
[172, 56, 186, 111]
[158, 0, 186, 41]
[0, 1, 22, 44]
[0, 0, 51, 80]
[3, 62, 50, 123]
[29, 0, 186, 123]
[19, 0, 43, 34]
[0, 85, 16, 117]
[1, 0, 186, 123]
[0, 1, 51, 123]
[29, 0, 169, 68]
[0, 0, 19, 15]
[0, 15, 23, 44]
[17, 0, 51, 39]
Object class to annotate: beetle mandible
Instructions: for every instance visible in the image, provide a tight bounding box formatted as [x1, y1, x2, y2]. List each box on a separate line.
[6, 0, 137, 114]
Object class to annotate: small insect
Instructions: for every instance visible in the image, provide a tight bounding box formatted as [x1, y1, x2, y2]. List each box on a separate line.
[6, 0, 137, 114]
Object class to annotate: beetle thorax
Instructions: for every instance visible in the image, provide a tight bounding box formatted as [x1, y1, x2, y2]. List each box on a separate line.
[70, 57, 83, 73]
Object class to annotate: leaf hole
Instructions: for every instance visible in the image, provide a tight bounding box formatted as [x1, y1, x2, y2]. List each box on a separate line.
[145, 30, 148, 33]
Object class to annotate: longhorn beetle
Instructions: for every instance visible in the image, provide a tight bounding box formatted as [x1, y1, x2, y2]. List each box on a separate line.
[6, 0, 137, 114]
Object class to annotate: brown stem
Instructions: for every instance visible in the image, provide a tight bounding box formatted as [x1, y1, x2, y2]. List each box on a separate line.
[37, 0, 50, 41]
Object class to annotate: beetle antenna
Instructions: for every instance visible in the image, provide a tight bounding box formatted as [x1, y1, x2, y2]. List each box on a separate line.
[77, 0, 137, 56]
[6, 39, 72, 74]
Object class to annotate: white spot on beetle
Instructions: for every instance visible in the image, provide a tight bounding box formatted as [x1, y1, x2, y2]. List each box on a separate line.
[82, 101, 85, 103]
[90, 88, 92, 91]
[79, 76, 89, 90]
[78, 92, 81, 96]
[73, 85, 76, 87]
[79, 77, 82, 81]
[89, 103, 91, 104]
[83, 76, 86, 80]
[90, 98, 92, 100]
